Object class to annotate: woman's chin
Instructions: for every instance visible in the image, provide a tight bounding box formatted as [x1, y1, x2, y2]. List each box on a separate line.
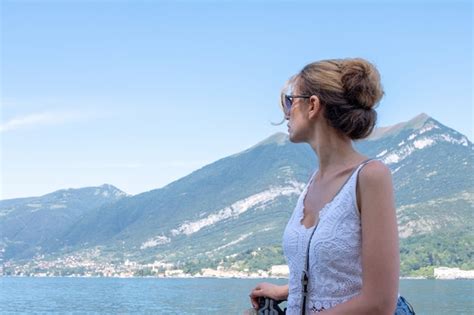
[288, 131, 296, 143]
[288, 131, 303, 144]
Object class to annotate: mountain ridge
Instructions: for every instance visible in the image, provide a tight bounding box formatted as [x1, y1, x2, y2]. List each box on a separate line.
[1, 112, 472, 277]
[1, 113, 469, 203]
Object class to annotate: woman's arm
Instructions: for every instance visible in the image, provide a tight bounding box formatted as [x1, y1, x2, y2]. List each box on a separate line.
[249, 283, 288, 309]
[321, 161, 400, 315]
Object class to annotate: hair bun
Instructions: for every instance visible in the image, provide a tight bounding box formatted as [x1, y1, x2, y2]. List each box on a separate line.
[340, 58, 384, 110]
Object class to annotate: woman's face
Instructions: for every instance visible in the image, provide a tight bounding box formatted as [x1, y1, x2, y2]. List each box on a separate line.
[286, 84, 310, 143]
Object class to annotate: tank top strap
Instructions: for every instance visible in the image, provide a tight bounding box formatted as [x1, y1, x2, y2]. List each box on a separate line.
[346, 158, 378, 185]
[355, 157, 377, 172]
[351, 158, 379, 215]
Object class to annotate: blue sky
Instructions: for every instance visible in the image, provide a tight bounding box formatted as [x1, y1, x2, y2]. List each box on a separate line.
[1, 0, 472, 200]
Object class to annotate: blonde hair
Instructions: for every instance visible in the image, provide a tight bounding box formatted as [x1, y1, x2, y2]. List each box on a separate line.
[277, 58, 384, 140]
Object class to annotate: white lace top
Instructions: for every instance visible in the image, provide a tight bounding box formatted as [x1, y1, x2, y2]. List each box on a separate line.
[282, 159, 396, 314]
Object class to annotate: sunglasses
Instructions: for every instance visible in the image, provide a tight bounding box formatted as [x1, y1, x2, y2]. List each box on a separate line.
[280, 94, 311, 115]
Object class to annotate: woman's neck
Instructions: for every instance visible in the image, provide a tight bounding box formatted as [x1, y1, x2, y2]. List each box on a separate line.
[308, 130, 364, 179]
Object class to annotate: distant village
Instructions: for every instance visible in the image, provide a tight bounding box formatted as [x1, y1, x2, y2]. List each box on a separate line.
[1, 255, 285, 278]
[2, 255, 473, 280]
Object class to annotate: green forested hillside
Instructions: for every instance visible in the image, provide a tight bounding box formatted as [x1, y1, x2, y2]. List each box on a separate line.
[1, 114, 472, 278]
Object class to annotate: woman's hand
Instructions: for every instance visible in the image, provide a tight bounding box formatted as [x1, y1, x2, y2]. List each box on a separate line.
[249, 283, 288, 309]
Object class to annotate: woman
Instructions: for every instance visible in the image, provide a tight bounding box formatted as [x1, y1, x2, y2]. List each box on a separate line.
[249, 58, 405, 314]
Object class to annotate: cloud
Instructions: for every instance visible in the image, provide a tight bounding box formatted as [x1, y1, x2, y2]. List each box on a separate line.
[0, 110, 86, 133]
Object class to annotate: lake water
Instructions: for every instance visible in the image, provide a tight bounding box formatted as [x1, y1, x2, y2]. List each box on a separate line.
[0, 277, 472, 314]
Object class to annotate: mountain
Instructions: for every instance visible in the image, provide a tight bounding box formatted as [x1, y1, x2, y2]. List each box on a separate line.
[1, 113, 472, 277]
[358, 113, 472, 205]
[0, 184, 127, 260]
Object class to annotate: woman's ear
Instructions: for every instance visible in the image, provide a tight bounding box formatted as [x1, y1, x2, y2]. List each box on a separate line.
[308, 95, 321, 120]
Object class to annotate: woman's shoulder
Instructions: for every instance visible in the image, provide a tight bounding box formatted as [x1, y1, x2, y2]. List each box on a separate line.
[356, 159, 393, 200]
[359, 159, 391, 180]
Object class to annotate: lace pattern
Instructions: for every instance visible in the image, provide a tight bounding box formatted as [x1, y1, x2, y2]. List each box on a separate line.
[282, 160, 389, 315]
